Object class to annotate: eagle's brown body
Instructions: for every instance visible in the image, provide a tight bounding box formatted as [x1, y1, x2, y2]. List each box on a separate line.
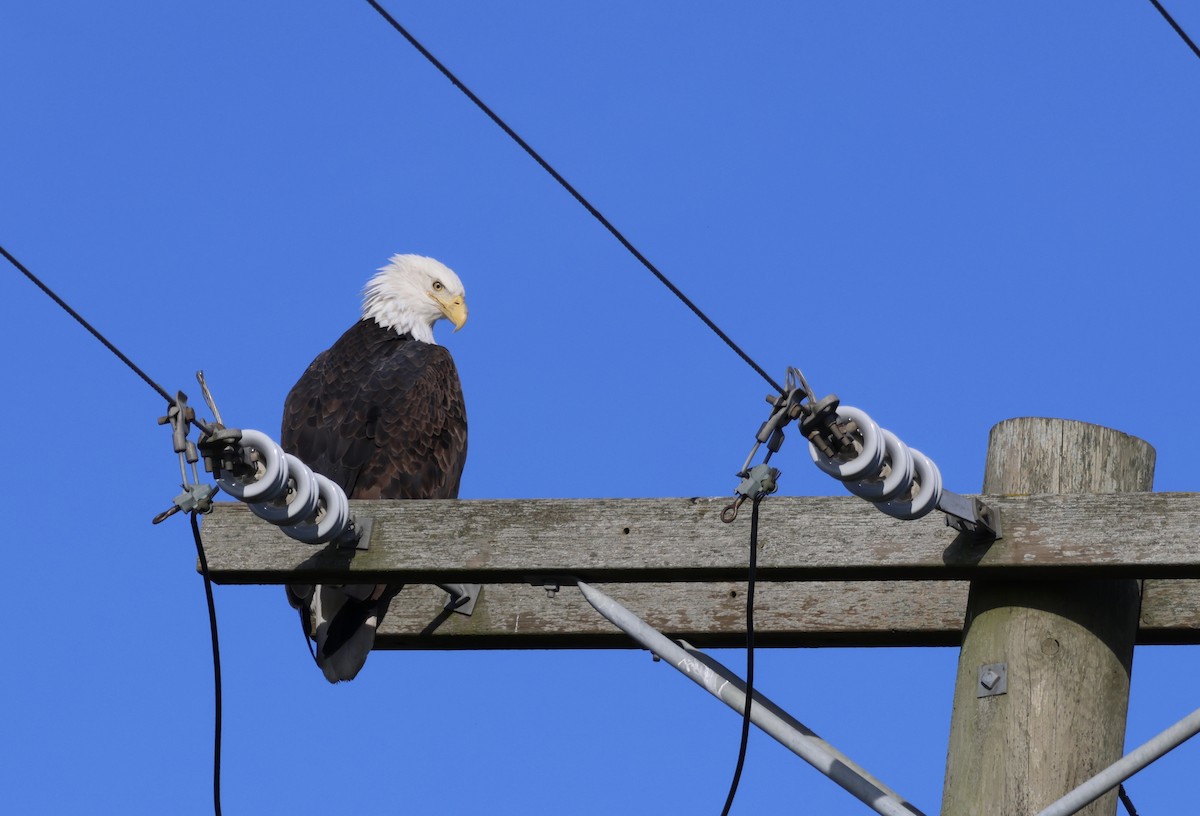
[281, 319, 467, 502]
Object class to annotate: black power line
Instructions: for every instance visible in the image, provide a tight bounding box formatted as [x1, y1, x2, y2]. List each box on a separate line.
[0, 244, 174, 404]
[720, 495, 763, 816]
[1148, 0, 1200, 61]
[361, 0, 785, 396]
[192, 511, 224, 816]
[1, 244, 224, 815]
[1118, 784, 1140, 816]
[0, 243, 214, 436]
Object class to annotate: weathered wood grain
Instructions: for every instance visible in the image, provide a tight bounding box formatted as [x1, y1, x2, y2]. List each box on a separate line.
[366, 578, 1200, 649]
[1140, 579, 1200, 643]
[943, 418, 1152, 816]
[373, 580, 970, 649]
[198, 486, 1200, 646]
[199, 492, 1200, 585]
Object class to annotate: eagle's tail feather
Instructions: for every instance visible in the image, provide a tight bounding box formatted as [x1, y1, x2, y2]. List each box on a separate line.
[286, 584, 400, 683]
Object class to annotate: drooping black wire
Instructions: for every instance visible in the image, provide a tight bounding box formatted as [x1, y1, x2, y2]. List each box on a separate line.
[360, 0, 785, 396]
[1147, 0, 1200, 61]
[1117, 784, 1140, 816]
[2, 244, 224, 813]
[191, 510, 224, 816]
[720, 495, 762, 816]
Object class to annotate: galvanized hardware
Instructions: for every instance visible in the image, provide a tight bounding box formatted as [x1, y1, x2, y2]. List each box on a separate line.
[722, 463, 781, 522]
[345, 516, 372, 551]
[938, 491, 1002, 540]
[436, 582, 481, 615]
[725, 366, 843, 523]
[156, 391, 219, 524]
[726, 366, 1001, 538]
[197, 427, 245, 482]
[164, 376, 367, 547]
[153, 483, 218, 524]
[216, 429, 291, 504]
[977, 662, 1008, 698]
[195, 370, 224, 428]
[157, 391, 199, 471]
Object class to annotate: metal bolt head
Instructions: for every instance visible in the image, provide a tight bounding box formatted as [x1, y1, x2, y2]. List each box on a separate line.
[977, 662, 1008, 698]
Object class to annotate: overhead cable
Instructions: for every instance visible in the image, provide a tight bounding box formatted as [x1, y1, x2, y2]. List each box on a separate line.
[360, 0, 784, 395]
[1, 243, 175, 404]
[1, 244, 215, 437]
[1, 244, 224, 815]
[719, 495, 762, 816]
[1148, 0, 1200, 61]
[1118, 784, 1139, 816]
[191, 511, 224, 816]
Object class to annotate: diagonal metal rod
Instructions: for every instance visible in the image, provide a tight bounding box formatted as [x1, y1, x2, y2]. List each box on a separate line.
[1036, 706, 1200, 816]
[576, 581, 925, 816]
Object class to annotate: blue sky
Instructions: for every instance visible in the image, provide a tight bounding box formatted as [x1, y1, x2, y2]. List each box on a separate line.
[2, 2, 1198, 813]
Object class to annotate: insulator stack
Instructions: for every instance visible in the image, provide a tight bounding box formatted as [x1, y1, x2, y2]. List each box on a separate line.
[808, 406, 943, 520]
[216, 429, 353, 544]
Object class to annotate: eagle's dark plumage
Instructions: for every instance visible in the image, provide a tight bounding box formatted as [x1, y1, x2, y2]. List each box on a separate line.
[281, 320, 467, 502]
[280, 254, 468, 682]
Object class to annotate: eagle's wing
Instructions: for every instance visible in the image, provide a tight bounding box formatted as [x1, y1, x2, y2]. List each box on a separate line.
[280, 318, 467, 681]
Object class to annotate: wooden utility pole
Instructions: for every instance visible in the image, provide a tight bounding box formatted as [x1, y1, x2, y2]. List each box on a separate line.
[941, 418, 1155, 816]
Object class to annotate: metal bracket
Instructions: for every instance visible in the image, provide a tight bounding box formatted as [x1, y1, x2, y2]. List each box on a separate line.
[153, 483, 218, 524]
[724, 366, 852, 524]
[154, 391, 220, 524]
[196, 427, 245, 481]
[977, 662, 1008, 698]
[338, 515, 372, 551]
[722, 463, 781, 522]
[938, 490, 1003, 540]
[436, 583, 481, 616]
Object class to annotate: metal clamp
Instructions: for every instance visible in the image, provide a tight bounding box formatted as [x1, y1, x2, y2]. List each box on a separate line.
[436, 582, 482, 616]
[723, 366, 848, 523]
[938, 491, 1002, 540]
[722, 463, 781, 522]
[155, 389, 219, 524]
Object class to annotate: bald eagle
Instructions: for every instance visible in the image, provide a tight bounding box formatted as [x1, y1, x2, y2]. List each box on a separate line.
[281, 254, 468, 682]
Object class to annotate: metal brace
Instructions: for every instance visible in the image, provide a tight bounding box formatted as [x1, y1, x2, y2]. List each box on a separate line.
[436, 583, 482, 616]
[340, 516, 372, 551]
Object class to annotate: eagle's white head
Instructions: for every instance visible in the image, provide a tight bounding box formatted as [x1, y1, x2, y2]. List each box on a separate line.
[361, 254, 468, 344]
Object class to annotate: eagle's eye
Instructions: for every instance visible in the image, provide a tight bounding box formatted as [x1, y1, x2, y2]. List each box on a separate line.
[432, 281, 444, 292]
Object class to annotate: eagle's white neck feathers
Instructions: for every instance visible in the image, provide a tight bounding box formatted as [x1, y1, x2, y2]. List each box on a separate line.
[361, 254, 466, 345]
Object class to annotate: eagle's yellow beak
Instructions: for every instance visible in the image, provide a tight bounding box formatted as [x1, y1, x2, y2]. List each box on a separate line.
[430, 291, 468, 332]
